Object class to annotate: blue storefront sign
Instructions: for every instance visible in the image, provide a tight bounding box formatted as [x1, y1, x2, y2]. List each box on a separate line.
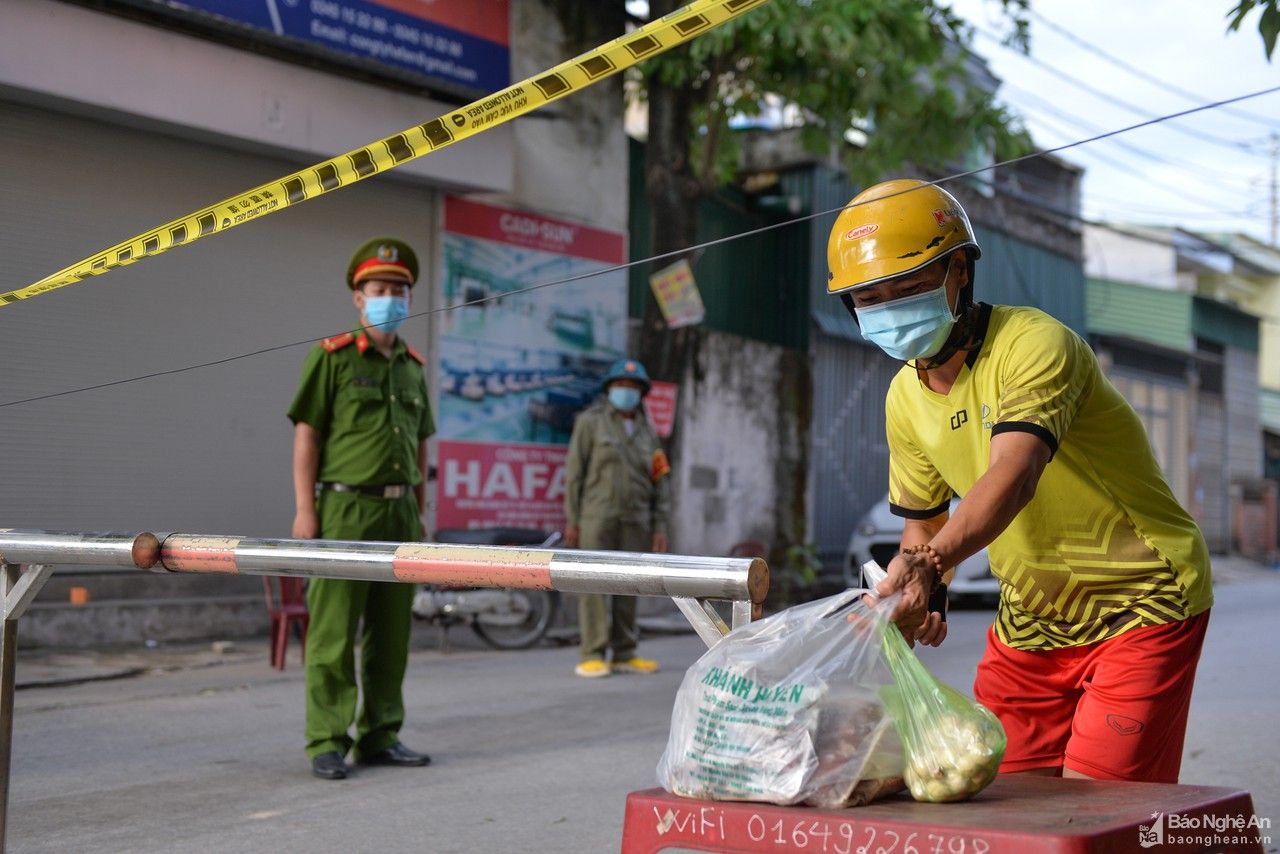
[162, 0, 510, 94]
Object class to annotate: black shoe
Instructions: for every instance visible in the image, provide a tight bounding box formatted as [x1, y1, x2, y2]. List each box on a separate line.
[311, 751, 347, 780]
[359, 742, 431, 767]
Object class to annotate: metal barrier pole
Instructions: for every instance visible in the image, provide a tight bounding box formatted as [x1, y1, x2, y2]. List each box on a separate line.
[0, 531, 765, 601]
[0, 529, 770, 850]
[0, 531, 768, 643]
[147, 535, 766, 642]
[150, 535, 767, 600]
[0, 531, 161, 570]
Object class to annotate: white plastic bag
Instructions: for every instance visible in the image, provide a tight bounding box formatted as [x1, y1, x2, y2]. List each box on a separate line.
[656, 590, 902, 808]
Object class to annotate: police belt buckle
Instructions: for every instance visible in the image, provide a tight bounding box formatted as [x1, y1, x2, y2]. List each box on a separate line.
[318, 482, 408, 499]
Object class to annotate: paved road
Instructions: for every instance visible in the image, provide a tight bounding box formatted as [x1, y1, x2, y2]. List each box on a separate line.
[9, 571, 1279, 853]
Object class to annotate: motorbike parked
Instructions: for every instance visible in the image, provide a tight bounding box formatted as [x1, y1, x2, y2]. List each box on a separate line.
[411, 528, 561, 650]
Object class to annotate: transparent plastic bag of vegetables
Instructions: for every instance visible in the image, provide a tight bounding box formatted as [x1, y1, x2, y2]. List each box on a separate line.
[656, 589, 904, 808]
[880, 624, 1006, 802]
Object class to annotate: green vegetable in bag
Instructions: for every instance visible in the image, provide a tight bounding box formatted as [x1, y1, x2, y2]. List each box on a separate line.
[880, 624, 1006, 803]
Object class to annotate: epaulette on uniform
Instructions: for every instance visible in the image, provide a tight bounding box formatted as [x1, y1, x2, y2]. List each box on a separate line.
[405, 343, 427, 365]
[321, 332, 356, 352]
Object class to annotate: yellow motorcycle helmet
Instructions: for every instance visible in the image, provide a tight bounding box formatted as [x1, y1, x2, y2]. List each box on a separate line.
[827, 179, 981, 297]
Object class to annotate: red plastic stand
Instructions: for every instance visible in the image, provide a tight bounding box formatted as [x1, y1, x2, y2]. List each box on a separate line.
[621, 776, 1265, 854]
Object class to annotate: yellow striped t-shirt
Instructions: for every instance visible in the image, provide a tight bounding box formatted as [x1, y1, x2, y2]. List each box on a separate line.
[886, 304, 1212, 650]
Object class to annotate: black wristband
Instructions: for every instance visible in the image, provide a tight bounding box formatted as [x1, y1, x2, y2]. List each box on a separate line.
[928, 582, 948, 622]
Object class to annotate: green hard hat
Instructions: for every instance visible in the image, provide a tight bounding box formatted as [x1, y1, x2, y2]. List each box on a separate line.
[601, 358, 651, 394]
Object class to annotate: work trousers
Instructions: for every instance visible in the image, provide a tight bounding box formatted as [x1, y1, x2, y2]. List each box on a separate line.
[304, 489, 421, 760]
[577, 516, 651, 662]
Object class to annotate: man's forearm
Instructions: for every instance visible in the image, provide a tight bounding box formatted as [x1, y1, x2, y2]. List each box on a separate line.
[928, 454, 1039, 567]
[292, 424, 321, 512]
[563, 474, 582, 526]
[901, 516, 946, 552]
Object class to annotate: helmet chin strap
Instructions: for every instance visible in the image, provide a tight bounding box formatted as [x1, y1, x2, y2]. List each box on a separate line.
[907, 300, 982, 372]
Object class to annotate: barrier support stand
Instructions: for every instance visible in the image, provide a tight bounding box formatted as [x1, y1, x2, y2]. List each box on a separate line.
[671, 597, 734, 648]
[0, 562, 54, 854]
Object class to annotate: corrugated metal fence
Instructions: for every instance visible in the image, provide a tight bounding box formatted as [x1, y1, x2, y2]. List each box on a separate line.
[809, 333, 898, 568]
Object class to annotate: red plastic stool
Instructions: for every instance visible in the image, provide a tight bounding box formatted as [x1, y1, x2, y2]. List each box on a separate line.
[621, 776, 1265, 854]
[263, 577, 308, 670]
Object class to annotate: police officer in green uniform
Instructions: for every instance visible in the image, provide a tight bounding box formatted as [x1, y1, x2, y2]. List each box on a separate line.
[564, 359, 671, 678]
[288, 237, 434, 780]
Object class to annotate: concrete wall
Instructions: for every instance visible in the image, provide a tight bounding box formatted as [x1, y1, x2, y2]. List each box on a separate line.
[501, 1, 628, 232]
[1084, 224, 1178, 290]
[809, 333, 899, 566]
[1243, 274, 1280, 392]
[668, 330, 809, 565]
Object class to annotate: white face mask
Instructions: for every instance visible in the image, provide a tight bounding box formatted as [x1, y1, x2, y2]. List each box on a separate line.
[853, 267, 956, 361]
[363, 295, 409, 332]
[608, 386, 642, 412]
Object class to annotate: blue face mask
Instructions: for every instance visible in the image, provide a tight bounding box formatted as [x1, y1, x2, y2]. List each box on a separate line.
[608, 386, 642, 412]
[853, 274, 957, 362]
[363, 295, 409, 333]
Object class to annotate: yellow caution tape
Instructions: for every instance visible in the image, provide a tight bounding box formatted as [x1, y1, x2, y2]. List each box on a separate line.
[1, 0, 768, 308]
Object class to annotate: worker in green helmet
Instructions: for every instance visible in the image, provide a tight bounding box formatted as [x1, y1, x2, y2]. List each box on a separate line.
[564, 358, 671, 678]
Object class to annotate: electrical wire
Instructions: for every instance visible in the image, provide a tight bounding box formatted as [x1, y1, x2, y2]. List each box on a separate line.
[4, 83, 1280, 410]
[1000, 108, 1268, 224]
[972, 26, 1271, 155]
[1026, 8, 1278, 128]
[1014, 110, 1266, 220]
[971, 16, 1274, 229]
[998, 79, 1260, 192]
[996, 156, 1261, 219]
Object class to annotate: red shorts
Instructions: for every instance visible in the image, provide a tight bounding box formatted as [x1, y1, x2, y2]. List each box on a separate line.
[973, 610, 1209, 783]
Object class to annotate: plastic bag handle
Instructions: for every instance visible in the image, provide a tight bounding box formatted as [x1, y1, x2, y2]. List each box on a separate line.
[819, 588, 866, 619]
[862, 560, 888, 589]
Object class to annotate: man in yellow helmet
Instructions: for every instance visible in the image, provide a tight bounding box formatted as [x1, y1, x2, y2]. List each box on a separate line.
[828, 179, 1212, 784]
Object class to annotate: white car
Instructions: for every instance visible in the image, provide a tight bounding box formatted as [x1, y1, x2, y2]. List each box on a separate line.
[843, 494, 1000, 606]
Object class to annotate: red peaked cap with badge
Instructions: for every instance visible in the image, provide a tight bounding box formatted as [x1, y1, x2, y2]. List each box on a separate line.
[346, 237, 419, 289]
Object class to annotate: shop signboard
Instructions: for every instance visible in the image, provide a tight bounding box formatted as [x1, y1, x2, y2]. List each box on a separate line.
[143, 0, 509, 94]
[436, 197, 627, 531]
